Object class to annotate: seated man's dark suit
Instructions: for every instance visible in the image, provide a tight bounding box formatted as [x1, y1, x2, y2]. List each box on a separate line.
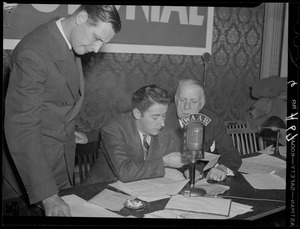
[89, 112, 180, 183]
[165, 103, 242, 172]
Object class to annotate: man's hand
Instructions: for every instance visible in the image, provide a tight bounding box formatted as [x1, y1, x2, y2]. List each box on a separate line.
[75, 131, 88, 144]
[163, 152, 186, 168]
[206, 164, 227, 182]
[42, 194, 71, 216]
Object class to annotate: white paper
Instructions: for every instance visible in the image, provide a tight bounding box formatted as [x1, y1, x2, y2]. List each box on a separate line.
[88, 189, 136, 211]
[165, 195, 232, 216]
[258, 145, 286, 158]
[109, 177, 189, 202]
[238, 153, 286, 175]
[145, 201, 253, 219]
[242, 172, 286, 190]
[202, 153, 220, 171]
[62, 194, 125, 218]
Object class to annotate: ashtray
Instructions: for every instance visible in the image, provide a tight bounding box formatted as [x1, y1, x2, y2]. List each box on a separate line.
[123, 199, 146, 210]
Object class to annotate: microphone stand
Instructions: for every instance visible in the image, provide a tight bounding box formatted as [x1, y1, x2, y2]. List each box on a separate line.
[185, 128, 206, 197]
[201, 52, 211, 86]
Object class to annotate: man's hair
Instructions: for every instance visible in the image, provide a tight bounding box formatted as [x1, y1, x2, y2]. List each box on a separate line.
[175, 78, 206, 100]
[75, 5, 121, 33]
[132, 85, 170, 114]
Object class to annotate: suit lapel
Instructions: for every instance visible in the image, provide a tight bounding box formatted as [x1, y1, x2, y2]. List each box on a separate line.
[66, 56, 84, 123]
[49, 18, 80, 101]
[47, 18, 84, 123]
[55, 55, 80, 101]
[127, 114, 147, 160]
[147, 135, 158, 160]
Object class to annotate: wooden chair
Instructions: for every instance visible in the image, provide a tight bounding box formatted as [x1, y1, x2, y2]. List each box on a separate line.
[224, 120, 248, 129]
[73, 141, 99, 185]
[225, 120, 262, 155]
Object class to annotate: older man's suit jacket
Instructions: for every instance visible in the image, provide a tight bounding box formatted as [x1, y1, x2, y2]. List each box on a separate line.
[4, 18, 84, 204]
[165, 103, 242, 172]
[100, 112, 179, 183]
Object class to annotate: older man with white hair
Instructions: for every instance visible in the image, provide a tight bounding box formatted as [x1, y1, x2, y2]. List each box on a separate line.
[165, 79, 242, 182]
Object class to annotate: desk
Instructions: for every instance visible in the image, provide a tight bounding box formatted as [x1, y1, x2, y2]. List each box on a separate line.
[2, 153, 286, 226]
[57, 172, 285, 221]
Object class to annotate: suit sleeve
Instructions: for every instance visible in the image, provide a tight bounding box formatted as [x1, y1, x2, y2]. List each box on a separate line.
[101, 121, 165, 183]
[85, 129, 100, 143]
[4, 49, 58, 204]
[213, 116, 242, 172]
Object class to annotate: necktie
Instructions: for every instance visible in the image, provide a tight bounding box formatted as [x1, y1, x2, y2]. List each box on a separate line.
[143, 134, 149, 160]
[71, 49, 76, 62]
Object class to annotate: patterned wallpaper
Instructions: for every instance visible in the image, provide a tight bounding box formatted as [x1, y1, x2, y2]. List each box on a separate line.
[3, 5, 265, 132]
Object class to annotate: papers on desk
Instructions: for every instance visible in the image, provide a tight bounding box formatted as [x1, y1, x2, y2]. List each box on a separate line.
[202, 152, 220, 171]
[242, 172, 286, 190]
[239, 153, 286, 175]
[165, 195, 232, 216]
[238, 153, 286, 189]
[109, 177, 189, 202]
[259, 145, 287, 158]
[88, 189, 136, 211]
[62, 194, 125, 217]
[145, 200, 253, 219]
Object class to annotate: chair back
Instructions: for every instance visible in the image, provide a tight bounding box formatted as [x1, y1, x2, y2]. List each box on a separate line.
[224, 120, 248, 129]
[225, 120, 262, 155]
[73, 142, 99, 185]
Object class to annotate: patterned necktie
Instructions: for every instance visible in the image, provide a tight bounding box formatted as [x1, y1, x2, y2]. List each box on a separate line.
[143, 134, 150, 160]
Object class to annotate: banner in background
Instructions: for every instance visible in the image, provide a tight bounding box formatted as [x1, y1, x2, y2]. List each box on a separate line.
[3, 4, 214, 55]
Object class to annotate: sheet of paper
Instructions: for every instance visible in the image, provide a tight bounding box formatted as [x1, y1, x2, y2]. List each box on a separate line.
[202, 152, 220, 171]
[145, 201, 253, 219]
[109, 177, 189, 202]
[164, 167, 186, 180]
[258, 145, 286, 158]
[238, 153, 286, 175]
[88, 189, 136, 211]
[274, 168, 286, 182]
[165, 195, 232, 216]
[62, 194, 125, 218]
[109, 182, 170, 202]
[242, 172, 286, 190]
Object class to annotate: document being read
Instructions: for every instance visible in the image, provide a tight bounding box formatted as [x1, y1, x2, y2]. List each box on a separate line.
[88, 189, 136, 211]
[109, 177, 189, 202]
[165, 195, 232, 216]
[62, 194, 124, 218]
[238, 153, 286, 180]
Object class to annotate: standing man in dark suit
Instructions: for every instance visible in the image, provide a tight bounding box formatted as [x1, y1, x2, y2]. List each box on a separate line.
[97, 85, 185, 183]
[4, 5, 121, 216]
[165, 79, 242, 182]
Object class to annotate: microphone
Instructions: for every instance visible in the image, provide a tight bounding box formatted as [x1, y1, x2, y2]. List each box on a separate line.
[180, 113, 210, 196]
[184, 122, 205, 189]
[186, 122, 204, 163]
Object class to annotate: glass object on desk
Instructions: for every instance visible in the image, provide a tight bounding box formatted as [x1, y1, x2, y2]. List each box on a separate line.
[123, 199, 146, 210]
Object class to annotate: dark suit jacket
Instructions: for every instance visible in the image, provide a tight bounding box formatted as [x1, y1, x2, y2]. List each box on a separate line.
[165, 103, 242, 172]
[100, 112, 179, 183]
[4, 18, 84, 204]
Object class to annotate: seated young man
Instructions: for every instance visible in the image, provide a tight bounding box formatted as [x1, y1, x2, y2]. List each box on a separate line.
[85, 85, 186, 183]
